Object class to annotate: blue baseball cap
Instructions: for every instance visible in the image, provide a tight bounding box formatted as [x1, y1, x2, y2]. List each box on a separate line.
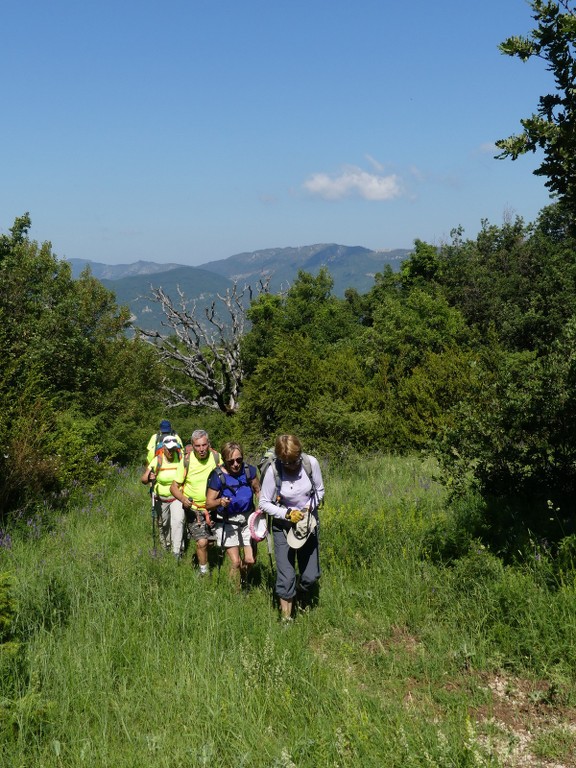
[159, 419, 172, 433]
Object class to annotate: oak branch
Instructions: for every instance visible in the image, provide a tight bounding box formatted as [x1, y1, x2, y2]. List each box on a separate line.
[139, 281, 261, 415]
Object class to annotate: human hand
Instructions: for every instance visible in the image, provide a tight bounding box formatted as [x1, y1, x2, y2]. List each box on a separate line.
[286, 508, 304, 524]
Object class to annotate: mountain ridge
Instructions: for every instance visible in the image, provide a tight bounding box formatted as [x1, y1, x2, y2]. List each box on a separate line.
[65, 243, 412, 331]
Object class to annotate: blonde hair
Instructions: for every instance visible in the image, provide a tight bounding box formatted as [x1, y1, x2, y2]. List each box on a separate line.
[220, 441, 243, 464]
[274, 434, 302, 464]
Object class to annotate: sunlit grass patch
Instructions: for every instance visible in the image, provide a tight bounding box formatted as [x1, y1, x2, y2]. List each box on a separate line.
[1, 455, 576, 766]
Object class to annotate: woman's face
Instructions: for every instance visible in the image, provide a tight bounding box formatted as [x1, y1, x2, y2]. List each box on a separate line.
[225, 449, 243, 475]
[280, 453, 302, 472]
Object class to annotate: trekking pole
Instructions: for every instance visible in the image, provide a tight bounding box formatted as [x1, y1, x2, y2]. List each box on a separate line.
[217, 518, 227, 585]
[265, 515, 277, 608]
[150, 485, 157, 556]
[266, 520, 274, 573]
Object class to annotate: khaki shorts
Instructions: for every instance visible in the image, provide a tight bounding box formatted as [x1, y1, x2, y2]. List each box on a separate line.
[215, 516, 251, 548]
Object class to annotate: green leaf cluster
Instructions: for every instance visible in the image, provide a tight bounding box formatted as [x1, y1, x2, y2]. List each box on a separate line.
[0, 215, 163, 516]
[496, 1, 576, 223]
[238, 266, 477, 453]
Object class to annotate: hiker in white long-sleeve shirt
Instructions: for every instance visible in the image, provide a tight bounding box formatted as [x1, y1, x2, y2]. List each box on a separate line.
[259, 434, 324, 622]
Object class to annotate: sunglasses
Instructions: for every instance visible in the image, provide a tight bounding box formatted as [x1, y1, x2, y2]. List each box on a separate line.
[227, 457, 243, 465]
[281, 457, 302, 467]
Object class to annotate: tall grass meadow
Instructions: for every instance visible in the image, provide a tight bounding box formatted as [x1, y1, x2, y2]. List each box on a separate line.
[1, 455, 575, 766]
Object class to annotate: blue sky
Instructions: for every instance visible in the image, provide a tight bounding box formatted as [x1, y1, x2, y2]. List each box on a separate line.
[2, 0, 554, 266]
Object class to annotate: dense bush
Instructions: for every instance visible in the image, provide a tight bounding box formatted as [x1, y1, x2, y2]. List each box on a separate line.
[0, 215, 164, 517]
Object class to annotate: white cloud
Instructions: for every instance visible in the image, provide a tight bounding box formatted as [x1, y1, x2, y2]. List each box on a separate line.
[478, 142, 497, 154]
[303, 164, 403, 201]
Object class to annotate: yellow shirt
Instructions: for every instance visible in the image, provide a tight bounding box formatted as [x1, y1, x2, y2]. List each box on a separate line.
[149, 454, 182, 500]
[174, 449, 221, 509]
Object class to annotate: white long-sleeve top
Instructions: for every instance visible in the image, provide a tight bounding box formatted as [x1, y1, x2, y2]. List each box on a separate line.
[259, 455, 325, 520]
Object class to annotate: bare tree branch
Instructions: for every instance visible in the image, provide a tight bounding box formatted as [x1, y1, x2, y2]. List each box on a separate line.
[136, 279, 269, 414]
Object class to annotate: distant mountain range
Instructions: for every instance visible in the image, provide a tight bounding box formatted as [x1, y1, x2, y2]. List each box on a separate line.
[67, 243, 411, 332]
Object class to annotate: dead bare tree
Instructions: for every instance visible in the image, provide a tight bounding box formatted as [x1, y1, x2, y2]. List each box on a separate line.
[137, 280, 267, 415]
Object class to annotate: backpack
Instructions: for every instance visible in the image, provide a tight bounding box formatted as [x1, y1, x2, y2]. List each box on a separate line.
[258, 448, 317, 505]
[214, 463, 255, 488]
[212, 464, 256, 519]
[153, 430, 180, 459]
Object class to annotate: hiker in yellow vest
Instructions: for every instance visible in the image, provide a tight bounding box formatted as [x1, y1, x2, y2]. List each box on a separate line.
[170, 429, 222, 575]
[141, 435, 185, 558]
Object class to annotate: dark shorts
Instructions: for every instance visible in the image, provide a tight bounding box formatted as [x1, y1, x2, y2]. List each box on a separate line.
[186, 510, 216, 542]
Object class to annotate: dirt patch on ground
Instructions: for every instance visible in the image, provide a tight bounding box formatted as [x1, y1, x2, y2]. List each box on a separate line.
[471, 673, 576, 767]
[362, 624, 421, 656]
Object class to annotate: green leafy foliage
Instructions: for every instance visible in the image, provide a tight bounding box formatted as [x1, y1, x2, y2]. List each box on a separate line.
[0, 573, 16, 643]
[239, 267, 475, 451]
[496, 1, 576, 222]
[0, 216, 163, 516]
[439, 214, 576, 351]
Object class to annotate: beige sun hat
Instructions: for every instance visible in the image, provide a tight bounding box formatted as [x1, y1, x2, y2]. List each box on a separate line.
[286, 509, 317, 549]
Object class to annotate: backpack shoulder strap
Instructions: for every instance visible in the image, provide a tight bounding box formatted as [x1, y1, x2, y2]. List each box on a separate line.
[272, 460, 282, 503]
[301, 453, 320, 503]
[176, 445, 190, 485]
[214, 465, 227, 490]
[301, 454, 314, 482]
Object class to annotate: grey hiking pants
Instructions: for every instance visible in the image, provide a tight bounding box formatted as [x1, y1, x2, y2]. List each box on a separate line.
[272, 523, 320, 600]
[155, 497, 185, 556]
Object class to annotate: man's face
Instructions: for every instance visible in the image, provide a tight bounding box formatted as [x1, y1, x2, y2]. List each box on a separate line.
[192, 437, 210, 460]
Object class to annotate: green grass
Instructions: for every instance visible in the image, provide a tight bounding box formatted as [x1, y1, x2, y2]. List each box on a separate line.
[1, 456, 575, 766]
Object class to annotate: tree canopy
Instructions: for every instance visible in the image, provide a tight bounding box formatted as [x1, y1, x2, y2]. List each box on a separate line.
[0, 216, 163, 515]
[496, 0, 576, 222]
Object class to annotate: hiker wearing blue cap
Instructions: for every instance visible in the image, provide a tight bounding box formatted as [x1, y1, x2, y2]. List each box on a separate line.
[146, 419, 183, 464]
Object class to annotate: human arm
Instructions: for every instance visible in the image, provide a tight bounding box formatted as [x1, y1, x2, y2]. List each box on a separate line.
[205, 470, 231, 515]
[205, 487, 231, 513]
[141, 458, 157, 486]
[170, 480, 193, 510]
[145, 434, 156, 465]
